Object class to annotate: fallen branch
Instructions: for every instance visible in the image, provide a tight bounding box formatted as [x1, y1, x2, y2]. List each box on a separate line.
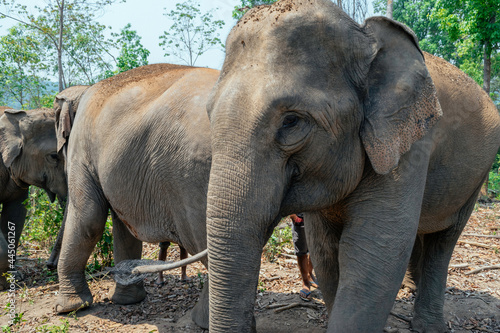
[457, 240, 491, 249]
[273, 302, 319, 313]
[86, 270, 110, 280]
[462, 233, 500, 239]
[449, 263, 470, 268]
[464, 264, 500, 275]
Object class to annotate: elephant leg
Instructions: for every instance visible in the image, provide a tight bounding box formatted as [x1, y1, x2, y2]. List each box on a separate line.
[155, 241, 170, 286]
[0, 196, 27, 290]
[305, 211, 342, 313]
[191, 278, 209, 329]
[180, 246, 188, 281]
[55, 180, 108, 313]
[108, 210, 145, 305]
[411, 187, 481, 333]
[402, 234, 424, 291]
[46, 205, 67, 270]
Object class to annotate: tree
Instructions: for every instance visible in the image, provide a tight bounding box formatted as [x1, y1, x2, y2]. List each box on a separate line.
[0, 24, 49, 108]
[233, 0, 368, 23]
[159, 0, 225, 67]
[434, 0, 500, 96]
[0, 0, 121, 91]
[387, 0, 393, 19]
[373, 0, 458, 62]
[113, 23, 150, 73]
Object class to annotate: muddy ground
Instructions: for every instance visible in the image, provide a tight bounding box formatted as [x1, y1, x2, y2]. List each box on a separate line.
[1, 204, 499, 332]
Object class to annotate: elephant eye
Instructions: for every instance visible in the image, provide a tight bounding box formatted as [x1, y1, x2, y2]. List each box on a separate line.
[282, 115, 299, 128]
[47, 153, 59, 163]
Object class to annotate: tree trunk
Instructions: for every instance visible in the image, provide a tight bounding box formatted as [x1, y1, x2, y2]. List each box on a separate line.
[57, 0, 64, 92]
[387, 0, 393, 19]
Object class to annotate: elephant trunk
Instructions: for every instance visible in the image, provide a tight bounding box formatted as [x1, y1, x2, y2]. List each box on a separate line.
[207, 153, 284, 332]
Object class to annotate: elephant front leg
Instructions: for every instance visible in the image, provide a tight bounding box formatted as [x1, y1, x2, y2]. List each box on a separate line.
[46, 206, 67, 270]
[0, 197, 27, 290]
[56, 189, 108, 313]
[108, 211, 146, 305]
[305, 211, 342, 313]
[327, 159, 430, 332]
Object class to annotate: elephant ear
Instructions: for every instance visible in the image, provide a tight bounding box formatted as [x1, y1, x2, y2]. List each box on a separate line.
[54, 86, 88, 153]
[0, 109, 25, 168]
[361, 17, 442, 175]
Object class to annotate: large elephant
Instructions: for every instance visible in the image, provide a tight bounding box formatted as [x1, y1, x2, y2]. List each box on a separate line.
[0, 107, 67, 289]
[55, 64, 216, 329]
[45, 85, 90, 270]
[205, 1, 500, 332]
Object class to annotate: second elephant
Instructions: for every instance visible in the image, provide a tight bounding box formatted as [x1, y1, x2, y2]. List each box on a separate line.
[55, 64, 217, 329]
[0, 107, 67, 289]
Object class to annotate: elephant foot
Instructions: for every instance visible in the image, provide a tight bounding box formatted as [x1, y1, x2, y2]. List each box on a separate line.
[46, 257, 58, 270]
[0, 270, 24, 290]
[55, 289, 93, 313]
[191, 281, 209, 329]
[411, 314, 447, 333]
[110, 281, 146, 305]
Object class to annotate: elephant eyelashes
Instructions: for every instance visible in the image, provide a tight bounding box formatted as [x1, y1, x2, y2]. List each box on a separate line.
[282, 114, 299, 128]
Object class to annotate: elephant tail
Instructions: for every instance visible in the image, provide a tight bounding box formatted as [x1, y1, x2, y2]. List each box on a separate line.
[111, 249, 207, 286]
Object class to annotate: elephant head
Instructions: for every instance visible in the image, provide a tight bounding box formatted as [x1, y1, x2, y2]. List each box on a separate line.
[53, 85, 90, 155]
[205, 0, 441, 331]
[0, 108, 67, 201]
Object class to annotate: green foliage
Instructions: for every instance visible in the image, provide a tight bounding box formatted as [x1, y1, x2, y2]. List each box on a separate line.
[263, 221, 293, 262]
[0, 0, 122, 89]
[22, 187, 64, 250]
[114, 23, 150, 73]
[488, 170, 500, 200]
[159, 0, 225, 66]
[0, 24, 49, 108]
[374, 0, 500, 108]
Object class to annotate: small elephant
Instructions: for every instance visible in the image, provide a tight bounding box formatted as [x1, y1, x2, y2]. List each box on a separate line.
[55, 64, 216, 329]
[204, 1, 500, 332]
[0, 107, 67, 289]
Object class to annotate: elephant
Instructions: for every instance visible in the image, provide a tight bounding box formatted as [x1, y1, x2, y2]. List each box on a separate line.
[45, 85, 90, 270]
[0, 107, 67, 289]
[55, 64, 216, 329]
[204, 1, 500, 332]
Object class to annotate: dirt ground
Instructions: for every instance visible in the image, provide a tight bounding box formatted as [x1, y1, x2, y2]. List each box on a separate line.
[1, 204, 499, 332]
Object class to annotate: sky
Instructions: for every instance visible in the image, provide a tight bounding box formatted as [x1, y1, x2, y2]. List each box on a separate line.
[98, 0, 237, 69]
[0, 0, 375, 71]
